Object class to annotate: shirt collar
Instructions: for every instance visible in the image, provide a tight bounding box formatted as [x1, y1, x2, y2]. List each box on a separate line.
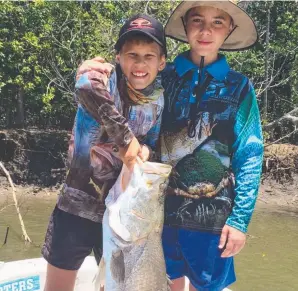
[174, 51, 230, 81]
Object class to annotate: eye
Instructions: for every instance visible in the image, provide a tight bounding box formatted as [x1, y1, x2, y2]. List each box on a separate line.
[128, 53, 137, 58]
[214, 20, 223, 25]
[145, 54, 156, 59]
[192, 18, 203, 23]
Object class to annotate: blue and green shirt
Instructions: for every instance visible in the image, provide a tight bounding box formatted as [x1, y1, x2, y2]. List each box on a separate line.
[161, 51, 263, 233]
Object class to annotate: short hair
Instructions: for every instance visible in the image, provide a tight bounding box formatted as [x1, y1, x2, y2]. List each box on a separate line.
[116, 33, 165, 56]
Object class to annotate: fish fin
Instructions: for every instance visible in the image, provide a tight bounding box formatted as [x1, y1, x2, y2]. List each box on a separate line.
[110, 249, 125, 283]
[167, 274, 173, 291]
[93, 258, 105, 291]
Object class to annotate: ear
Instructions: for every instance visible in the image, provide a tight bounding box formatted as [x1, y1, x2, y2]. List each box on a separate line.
[229, 23, 234, 33]
[115, 54, 120, 63]
[228, 18, 235, 34]
[158, 55, 166, 71]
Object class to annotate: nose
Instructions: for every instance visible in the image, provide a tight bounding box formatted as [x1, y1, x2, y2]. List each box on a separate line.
[199, 21, 212, 35]
[134, 55, 146, 67]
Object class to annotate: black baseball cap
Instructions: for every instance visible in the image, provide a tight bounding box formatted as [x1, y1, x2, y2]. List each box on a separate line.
[114, 14, 167, 56]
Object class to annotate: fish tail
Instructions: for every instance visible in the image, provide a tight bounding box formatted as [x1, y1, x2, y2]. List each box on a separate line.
[167, 274, 173, 291]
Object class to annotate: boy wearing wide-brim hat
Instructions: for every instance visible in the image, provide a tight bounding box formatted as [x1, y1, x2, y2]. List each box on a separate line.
[160, 0, 263, 290]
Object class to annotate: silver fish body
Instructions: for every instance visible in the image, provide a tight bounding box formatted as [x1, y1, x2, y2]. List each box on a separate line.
[95, 161, 172, 291]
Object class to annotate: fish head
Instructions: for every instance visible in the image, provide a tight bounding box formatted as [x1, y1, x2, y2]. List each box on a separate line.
[109, 162, 172, 241]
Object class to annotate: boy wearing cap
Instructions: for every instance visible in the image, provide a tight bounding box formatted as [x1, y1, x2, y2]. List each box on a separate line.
[42, 14, 166, 291]
[77, 1, 263, 290]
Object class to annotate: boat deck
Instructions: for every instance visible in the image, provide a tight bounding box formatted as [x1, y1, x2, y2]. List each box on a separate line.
[0, 257, 232, 291]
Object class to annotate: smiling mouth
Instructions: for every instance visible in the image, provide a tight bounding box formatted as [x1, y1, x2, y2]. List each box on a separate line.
[132, 72, 148, 78]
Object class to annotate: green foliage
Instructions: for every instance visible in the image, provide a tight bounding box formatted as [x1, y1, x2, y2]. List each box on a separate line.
[225, 2, 298, 124]
[0, 1, 297, 130]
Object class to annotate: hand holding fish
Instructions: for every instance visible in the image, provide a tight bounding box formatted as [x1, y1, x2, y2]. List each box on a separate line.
[119, 137, 151, 170]
[138, 144, 151, 162]
[118, 136, 141, 171]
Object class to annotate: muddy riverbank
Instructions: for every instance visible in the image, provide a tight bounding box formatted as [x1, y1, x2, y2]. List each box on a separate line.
[1, 172, 298, 211]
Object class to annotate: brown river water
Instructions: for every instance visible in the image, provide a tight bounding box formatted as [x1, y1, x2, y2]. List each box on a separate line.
[0, 191, 297, 291]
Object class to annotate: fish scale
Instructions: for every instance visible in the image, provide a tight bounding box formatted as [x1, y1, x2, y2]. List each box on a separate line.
[124, 232, 168, 291]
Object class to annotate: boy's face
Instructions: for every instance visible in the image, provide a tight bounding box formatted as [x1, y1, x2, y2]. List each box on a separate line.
[117, 40, 166, 90]
[185, 6, 233, 59]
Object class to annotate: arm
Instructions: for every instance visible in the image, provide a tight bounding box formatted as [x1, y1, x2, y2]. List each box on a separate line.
[75, 70, 134, 148]
[226, 82, 264, 233]
[76, 63, 142, 168]
[219, 81, 264, 257]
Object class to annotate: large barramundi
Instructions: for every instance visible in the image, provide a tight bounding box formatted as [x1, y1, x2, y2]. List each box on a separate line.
[95, 161, 172, 291]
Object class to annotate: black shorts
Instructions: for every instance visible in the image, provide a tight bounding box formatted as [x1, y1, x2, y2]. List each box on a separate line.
[42, 206, 103, 270]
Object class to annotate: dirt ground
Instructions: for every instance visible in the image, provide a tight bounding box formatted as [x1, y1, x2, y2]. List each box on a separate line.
[258, 175, 298, 209]
[0, 183, 60, 211]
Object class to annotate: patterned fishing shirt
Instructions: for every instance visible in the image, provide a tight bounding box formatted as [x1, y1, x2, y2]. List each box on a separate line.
[57, 70, 164, 222]
[161, 51, 264, 233]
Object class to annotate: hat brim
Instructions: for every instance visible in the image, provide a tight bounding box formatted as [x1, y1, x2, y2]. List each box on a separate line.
[165, 0, 258, 51]
[114, 29, 166, 55]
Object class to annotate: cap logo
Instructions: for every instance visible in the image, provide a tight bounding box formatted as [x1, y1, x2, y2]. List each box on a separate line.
[128, 18, 153, 30]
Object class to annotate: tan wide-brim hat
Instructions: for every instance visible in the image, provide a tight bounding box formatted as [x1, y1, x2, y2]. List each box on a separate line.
[165, 0, 258, 51]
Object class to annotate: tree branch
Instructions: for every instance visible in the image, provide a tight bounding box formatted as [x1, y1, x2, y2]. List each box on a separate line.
[264, 107, 298, 131]
[0, 162, 32, 243]
[265, 128, 298, 147]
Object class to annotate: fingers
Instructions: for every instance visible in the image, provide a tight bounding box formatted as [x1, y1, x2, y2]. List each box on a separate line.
[119, 137, 141, 170]
[221, 240, 234, 258]
[219, 225, 246, 258]
[221, 239, 245, 258]
[136, 156, 144, 165]
[76, 58, 114, 80]
[138, 145, 150, 162]
[218, 225, 228, 249]
[91, 56, 106, 62]
[230, 239, 246, 257]
[101, 62, 115, 76]
[83, 60, 114, 75]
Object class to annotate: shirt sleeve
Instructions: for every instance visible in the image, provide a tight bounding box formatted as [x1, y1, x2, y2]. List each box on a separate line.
[226, 81, 264, 233]
[75, 71, 134, 147]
